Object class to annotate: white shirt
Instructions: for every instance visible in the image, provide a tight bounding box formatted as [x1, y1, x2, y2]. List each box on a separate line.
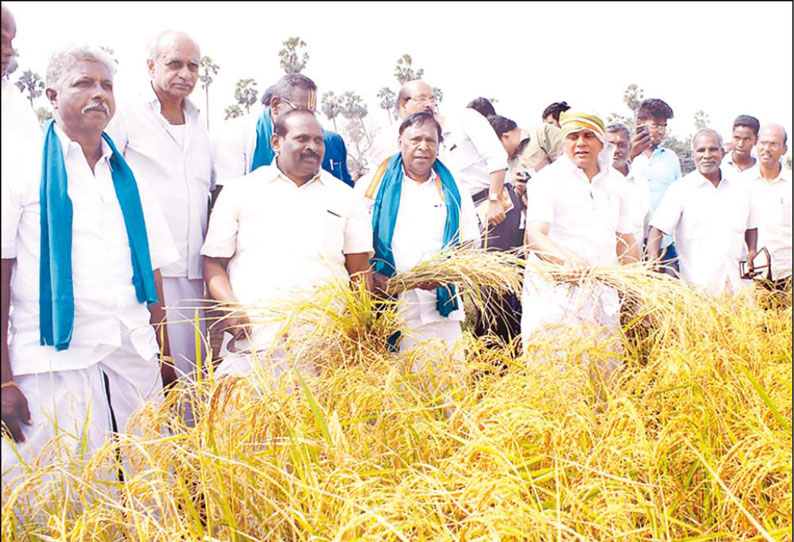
[1, 124, 179, 376]
[440, 108, 509, 197]
[650, 168, 758, 295]
[211, 108, 261, 185]
[355, 166, 480, 325]
[105, 87, 212, 280]
[620, 164, 653, 246]
[525, 154, 634, 266]
[200, 165, 373, 348]
[746, 167, 792, 280]
[1, 77, 44, 191]
[723, 154, 758, 178]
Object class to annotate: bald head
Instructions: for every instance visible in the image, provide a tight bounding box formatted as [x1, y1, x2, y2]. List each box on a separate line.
[1, 4, 17, 77]
[756, 123, 788, 171]
[146, 29, 200, 104]
[397, 80, 436, 119]
[147, 29, 200, 61]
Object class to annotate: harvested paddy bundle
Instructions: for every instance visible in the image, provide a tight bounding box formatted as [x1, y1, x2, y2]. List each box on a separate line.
[2, 263, 791, 541]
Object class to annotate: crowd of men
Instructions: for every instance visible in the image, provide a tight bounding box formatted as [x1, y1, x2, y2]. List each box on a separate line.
[1, 6, 791, 490]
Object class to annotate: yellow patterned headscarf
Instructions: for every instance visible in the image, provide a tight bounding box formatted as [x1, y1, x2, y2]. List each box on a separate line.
[560, 111, 606, 144]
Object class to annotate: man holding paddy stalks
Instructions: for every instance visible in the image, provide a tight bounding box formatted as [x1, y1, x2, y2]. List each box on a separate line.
[355, 111, 480, 356]
[522, 110, 639, 360]
[647, 128, 759, 296]
[202, 109, 372, 380]
[1, 45, 178, 479]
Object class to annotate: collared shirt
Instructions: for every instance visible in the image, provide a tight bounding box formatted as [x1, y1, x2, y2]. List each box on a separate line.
[200, 165, 373, 348]
[525, 154, 634, 266]
[105, 85, 212, 280]
[619, 164, 652, 247]
[631, 146, 681, 248]
[1, 124, 179, 376]
[510, 123, 563, 179]
[355, 166, 480, 325]
[1, 77, 44, 192]
[212, 107, 353, 186]
[649, 168, 758, 295]
[723, 153, 758, 178]
[440, 108, 509, 197]
[746, 167, 791, 280]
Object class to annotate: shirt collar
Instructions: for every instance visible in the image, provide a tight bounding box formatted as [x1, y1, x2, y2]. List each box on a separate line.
[53, 121, 113, 163]
[402, 165, 437, 185]
[267, 163, 324, 187]
[692, 167, 733, 188]
[145, 83, 199, 118]
[559, 150, 612, 184]
[755, 165, 791, 185]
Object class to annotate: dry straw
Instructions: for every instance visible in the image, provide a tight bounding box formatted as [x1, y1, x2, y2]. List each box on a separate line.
[2, 252, 791, 542]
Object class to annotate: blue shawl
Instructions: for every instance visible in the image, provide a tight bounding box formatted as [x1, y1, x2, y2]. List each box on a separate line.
[370, 153, 462, 317]
[39, 120, 158, 351]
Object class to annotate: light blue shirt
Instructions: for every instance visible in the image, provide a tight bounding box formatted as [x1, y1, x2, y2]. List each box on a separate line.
[632, 147, 681, 247]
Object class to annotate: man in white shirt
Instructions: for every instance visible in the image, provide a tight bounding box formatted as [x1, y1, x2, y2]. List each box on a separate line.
[606, 122, 651, 253]
[202, 109, 372, 380]
[106, 30, 211, 388]
[355, 111, 480, 356]
[745, 124, 791, 292]
[2, 4, 44, 186]
[723, 115, 759, 176]
[647, 128, 758, 296]
[523, 110, 638, 360]
[1, 45, 178, 482]
[365, 79, 438, 173]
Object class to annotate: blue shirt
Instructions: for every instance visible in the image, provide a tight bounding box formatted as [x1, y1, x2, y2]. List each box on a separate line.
[322, 130, 353, 187]
[632, 147, 681, 247]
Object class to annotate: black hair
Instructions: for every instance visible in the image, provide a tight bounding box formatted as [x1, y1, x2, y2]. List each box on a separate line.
[467, 97, 496, 118]
[732, 115, 760, 137]
[398, 111, 443, 142]
[541, 101, 570, 121]
[637, 98, 674, 121]
[270, 73, 317, 101]
[273, 108, 319, 137]
[488, 115, 518, 138]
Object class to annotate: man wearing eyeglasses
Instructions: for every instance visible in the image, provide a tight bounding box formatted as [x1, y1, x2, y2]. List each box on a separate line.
[628, 98, 681, 272]
[212, 73, 352, 191]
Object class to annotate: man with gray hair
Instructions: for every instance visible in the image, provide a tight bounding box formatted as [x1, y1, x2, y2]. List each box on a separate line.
[106, 30, 211, 407]
[647, 128, 758, 296]
[212, 72, 352, 190]
[1, 44, 178, 482]
[606, 122, 651, 252]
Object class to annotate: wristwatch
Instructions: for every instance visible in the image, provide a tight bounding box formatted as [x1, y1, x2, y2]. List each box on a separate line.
[488, 192, 499, 202]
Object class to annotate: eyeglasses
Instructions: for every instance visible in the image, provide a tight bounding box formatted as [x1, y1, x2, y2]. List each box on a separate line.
[644, 122, 667, 131]
[280, 97, 316, 113]
[406, 94, 436, 105]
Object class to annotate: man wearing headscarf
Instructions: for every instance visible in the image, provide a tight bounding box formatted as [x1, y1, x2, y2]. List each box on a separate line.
[522, 110, 638, 365]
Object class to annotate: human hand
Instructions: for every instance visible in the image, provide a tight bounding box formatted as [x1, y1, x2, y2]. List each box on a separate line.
[486, 200, 506, 226]
[629, 127, 652, 160]
[414, 280, 442, 291]
[372, 272, 392, 298]
[1, 382, 32, 443]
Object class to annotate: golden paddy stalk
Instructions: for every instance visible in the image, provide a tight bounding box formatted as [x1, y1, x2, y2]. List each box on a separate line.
[2, 253, 791, 542]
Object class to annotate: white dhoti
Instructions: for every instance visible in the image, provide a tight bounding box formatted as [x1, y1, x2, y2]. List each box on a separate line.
[162, 277, 207, 379]
[399, 289, 464, 372]
[1, 333, 162, 490]
[521, 272, 622, 371]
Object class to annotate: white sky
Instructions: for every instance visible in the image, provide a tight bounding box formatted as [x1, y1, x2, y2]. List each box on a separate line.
[5, 1, 793, 156]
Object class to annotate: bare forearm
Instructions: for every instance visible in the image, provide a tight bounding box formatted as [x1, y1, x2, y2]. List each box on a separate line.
[148, 269, 170, 356]
[345, 253, 373, 293]
[617, 233, 640, 265]
[488, 169, 507, 196]
[527, 229, 572, 266]
[1, 260, 13, 383]
[203, 257, 237, 304]
[646, 227, 665, 261]
[744, 228, 758, 254]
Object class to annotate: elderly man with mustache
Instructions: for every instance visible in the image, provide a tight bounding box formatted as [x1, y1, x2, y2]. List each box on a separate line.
[647, 128, 759, 296]
[1, 45, 178, 484]
[106, 30, 212, 409]
[202, 109, 372, 380]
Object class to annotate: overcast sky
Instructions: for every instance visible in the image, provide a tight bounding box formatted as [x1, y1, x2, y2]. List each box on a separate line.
[5, 1, 792, 156]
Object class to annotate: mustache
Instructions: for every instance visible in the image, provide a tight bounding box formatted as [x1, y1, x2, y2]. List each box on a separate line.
[300, 151, 321, 160]
[81, 101, 109, 115]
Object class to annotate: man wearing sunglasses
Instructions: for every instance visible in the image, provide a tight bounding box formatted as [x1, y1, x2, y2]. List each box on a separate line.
[213, 73, 352, 193]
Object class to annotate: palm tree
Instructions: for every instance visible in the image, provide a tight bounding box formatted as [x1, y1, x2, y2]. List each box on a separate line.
[15, 69, 44, 108]
[199, 56, 220, 129]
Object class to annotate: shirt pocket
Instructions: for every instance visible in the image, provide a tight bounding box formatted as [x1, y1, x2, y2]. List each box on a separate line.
[320, 207, 346, 257]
